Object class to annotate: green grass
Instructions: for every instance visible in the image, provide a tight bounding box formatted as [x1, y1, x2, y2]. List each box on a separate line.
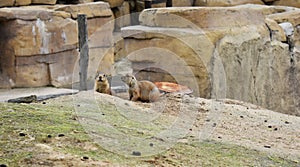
[0, 98, 298, 166]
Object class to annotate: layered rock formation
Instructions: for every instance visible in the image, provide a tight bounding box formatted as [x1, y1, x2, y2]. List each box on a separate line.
[0, 2, 114, 88]
[119, 4, 300, 115]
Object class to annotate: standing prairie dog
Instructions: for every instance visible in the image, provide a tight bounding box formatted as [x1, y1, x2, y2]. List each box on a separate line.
[121, 74, 160, 102]
[94, 72, 112, 95]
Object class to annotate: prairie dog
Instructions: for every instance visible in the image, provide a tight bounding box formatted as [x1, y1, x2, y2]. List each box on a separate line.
[121, 74, 160, 102]
[94, 72, 112, 95]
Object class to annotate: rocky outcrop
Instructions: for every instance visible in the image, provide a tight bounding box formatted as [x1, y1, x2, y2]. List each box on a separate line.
[119, 4, 300, 115]
[0, 2, 114, 88]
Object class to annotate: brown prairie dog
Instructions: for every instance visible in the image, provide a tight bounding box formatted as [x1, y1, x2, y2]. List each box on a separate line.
[94, 72, 112, 95]
[121, 74, 160, 102]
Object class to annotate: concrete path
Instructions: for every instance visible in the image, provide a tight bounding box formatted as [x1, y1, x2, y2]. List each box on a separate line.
[0, 87, 79, 102]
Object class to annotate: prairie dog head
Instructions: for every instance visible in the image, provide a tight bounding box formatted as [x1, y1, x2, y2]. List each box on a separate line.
[121, 74, 137, 87]
[95, 72, 110, 83]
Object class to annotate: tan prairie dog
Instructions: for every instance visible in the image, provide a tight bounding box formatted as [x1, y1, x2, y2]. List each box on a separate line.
[94, 72, 112, 95]
[121, 74, 160, 102]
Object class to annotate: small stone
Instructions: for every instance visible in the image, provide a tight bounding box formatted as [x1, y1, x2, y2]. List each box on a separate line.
[19, 132, 26, 137]
[132, 151, 141, 156]
[58, 134, 65, 137]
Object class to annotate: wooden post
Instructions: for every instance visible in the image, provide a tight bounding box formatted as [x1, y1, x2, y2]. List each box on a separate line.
[145, 0, 152, 9]
[77, 14, 89, 91]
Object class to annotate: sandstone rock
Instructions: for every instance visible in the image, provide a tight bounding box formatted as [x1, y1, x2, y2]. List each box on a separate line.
[267, 9, 300, 50]
[0, 3, 114, 88]
[15, 63, 50, 87]
[264, 18, 286, 42]
[273, 0, 300, 8]
[136, 0, 167, 12]
[99, 0, 124, 8]
[15, 49, 79, 87]
[172, 0, 193, 7]
[55, 2, 113, 19]
[32, 0, 57, 5]
[5, 15, 77, 56]
[15, 0, 32, 6]
[139, 6, 265, 29]
[48, 50, 79, 87]
[194, 0, 264, 7]
[121, 5, 300, 115]
[88, 17, 114, 47]
[0, 0, 14, 7]
[267, 10, 300, 27]
[113, 1, 131, 31]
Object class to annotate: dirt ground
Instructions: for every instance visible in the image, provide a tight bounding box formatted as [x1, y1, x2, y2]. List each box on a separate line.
[0, 90, 299, 166]
[74, 91, 300, 161]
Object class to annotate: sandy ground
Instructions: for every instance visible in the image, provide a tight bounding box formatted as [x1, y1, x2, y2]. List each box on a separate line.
[77, 90, 300, 160]
[1, 88, 299, 165]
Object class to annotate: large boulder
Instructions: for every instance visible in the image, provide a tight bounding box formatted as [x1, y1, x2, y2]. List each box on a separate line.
[0, 2, 114, 88]
[119, 5, 300, 115]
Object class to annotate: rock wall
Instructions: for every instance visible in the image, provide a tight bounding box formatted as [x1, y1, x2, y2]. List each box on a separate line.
[0, 2, 114, 88]
[119, 5, 300, 116]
